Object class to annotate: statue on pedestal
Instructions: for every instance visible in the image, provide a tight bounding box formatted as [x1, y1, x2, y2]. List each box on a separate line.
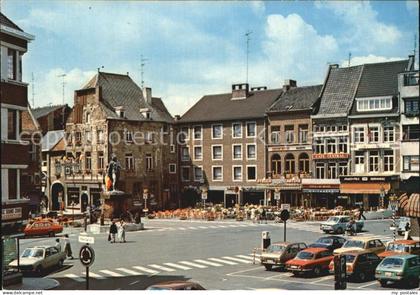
[106, 154, 122, 191]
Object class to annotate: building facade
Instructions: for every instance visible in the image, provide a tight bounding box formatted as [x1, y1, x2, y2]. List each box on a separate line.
[177, 83, 282, 207]
[32, 104, 71, 135]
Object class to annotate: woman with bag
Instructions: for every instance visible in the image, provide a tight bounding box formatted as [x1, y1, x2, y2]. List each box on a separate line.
[109, 221, 118, 243]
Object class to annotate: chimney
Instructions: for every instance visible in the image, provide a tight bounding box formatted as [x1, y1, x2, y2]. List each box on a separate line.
[143, 87, 152, 104]
[283, 79, 297, 91]
[174, 115, 181, 121]
[232, 83, 249, 99]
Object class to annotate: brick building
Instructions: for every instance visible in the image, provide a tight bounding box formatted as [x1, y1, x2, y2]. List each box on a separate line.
[177, 83, 281, 207]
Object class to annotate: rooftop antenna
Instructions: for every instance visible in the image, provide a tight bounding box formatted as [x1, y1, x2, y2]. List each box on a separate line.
[57, 73, 66, 129]
[31, 72, 35, 108]
[413, 33, 417, 57]
[245, 30, 252, 84]
[348, 52, 352, 67]
[140, 54, 148, 88]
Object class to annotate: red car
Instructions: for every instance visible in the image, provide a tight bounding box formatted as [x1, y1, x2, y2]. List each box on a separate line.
[286, 248, 334, 276]
[24, 218, 63, 237]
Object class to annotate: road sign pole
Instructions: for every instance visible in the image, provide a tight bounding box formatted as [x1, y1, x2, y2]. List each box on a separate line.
[284, 220, 286, 242]
[86, 265, 89, 290]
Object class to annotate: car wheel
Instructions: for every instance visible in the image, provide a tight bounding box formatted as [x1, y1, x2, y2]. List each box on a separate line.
[48, 231, 55, 237]
[292, 271, 299, 276]
[379, 280, 387, 287]
[357, 271, 366, 282]
[313, 266, 322, 276]
[336, 227, 344, 235]
[264, 265, 272, 271]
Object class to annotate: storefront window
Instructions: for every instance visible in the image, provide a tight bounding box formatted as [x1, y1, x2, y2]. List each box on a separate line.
[67, 188, 80, 206]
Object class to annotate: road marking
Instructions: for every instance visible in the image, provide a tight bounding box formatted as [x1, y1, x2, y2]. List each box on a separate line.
[228, 225, 238, 227]
[194, 259, 223, 267]
[249, 253, 261, 257]
[208, 226, 219, 228]
[222, 256, 252, 264]
[357, 281, 379, 289]
[312, 275, 333, 283]
[116, 267, 142, 275]
[217, 225, 227, 228]
[132, 266, 159, 274]
[163, 262, 192, 270]
[198, 226, 208, 229]
[82, 271, 106, 280]
[148, 264, 176, 272]
[236, 255, 256, 261]
[65, 274, 85, 282]
[178, 261, 208, 268]
[188, 227, 198, 229]
[99, 270, 124, 277]
[208, 257, 238, 265]
[178, 227, 187, 230]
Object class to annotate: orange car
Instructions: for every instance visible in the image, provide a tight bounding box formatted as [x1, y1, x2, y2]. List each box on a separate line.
[286, 248, 334, 276]
[24, 219, 63, 237]
[378, 240, 420, 259]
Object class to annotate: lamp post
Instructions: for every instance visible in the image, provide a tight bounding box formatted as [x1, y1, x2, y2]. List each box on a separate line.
[389, 194, 398, 241]
[143, 188, 149, 213]
[201, 186, 208, 209]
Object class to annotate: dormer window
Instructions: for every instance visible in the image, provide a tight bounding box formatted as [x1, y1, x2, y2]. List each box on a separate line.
[140, 108, 151, 120]
[357, 97, 392, 112]
[115, 106, 125, 118]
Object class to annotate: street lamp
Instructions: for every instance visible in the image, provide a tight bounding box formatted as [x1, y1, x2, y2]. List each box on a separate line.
[201, 186, 208, 209]
[143, 188, 149, 213]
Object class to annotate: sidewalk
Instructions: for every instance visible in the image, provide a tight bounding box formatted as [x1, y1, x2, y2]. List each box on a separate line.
[4, 277, 60, 290]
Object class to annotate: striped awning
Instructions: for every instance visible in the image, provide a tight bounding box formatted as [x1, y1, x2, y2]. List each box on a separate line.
[401, 193, 420, 217]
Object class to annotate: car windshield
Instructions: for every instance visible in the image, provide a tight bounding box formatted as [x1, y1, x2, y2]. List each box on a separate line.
[267, 245, 285, 253]
[296, 251, 314, 260]
[344, 254, 356, 263]
[381, 258, 404, 268]
[317, 238, 333, 244]
[21, 248, 44, 258]
[386, 243, 407, 252]
[343, 240, 364, 248]
[327, 217, 340, 223]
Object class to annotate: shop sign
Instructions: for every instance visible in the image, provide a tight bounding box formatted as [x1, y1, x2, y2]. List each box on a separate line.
[270, 145, 312, 152]
[2, 208, 22, 220]
[340, 176, 392, 182]
[302, 189, 340, 193]
[313, 153, 350, 160]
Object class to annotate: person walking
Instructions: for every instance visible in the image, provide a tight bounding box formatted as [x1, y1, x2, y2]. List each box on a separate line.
[63, 234, 74, 259]
[55, 238, 62, 252]
[404, 222, 411, 240]
[109, 221, 118, 243]
[358, 206, 366, 220]
[118, 220, 126, 243]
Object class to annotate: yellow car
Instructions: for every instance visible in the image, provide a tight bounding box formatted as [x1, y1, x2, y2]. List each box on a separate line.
[334, 237, 385, 255]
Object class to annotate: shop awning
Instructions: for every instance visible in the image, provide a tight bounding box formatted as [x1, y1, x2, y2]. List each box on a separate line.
[340, 183, 390, 194]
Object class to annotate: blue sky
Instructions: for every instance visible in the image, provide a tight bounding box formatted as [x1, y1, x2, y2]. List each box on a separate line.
[2, 0, 419, 116]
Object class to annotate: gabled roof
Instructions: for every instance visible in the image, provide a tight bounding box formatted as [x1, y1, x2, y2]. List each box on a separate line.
[267, 85, 322, 113]
[82, 72, 173, 123]
[179, 88, 282, 123]
[22, 106, 41, 132]
[32, 105, 66, 119]
[314, 65, 364, 117]
[0, 13, 23, 31]
[41, 130, 65, 152]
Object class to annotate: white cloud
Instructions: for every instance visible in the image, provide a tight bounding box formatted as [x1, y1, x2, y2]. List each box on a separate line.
[250, 1, 265, 15]
[341, 54, 405, 67]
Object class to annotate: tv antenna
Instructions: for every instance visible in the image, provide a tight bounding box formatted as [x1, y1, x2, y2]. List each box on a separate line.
[140, 55, 148, 88]
[245, 30, 252, 84]
[413, 33, 417, 57]
[57, 73, 66, 129]
[31, 72, 35, 108]
[348, 52, 352, 67]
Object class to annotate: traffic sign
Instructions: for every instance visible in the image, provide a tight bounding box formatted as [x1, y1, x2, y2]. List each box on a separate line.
[79, 245, 95, 267]
[274, 192, 281, 200]
[280, 209, 290, 221]
[390, 201, 398, 211]
[201, 192, 208, 200]
[281, 203, 290, 211]
[79, 235, 95, 244]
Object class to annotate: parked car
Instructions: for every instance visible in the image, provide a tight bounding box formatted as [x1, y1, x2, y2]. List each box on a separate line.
[285, 248, 333, 276]
[309, 236, 346, 251]
[320, 216, 364, 234]
[24, 218, 63, 237]
[329, 250, 381, 282]
[378, 240, 420, 259]
[375, 254, 420, 288]
[397, 217, 411, 236]
[8, 246, 66, 275]
[334, 237, 385, 255]
[260, 242, 307, 271]
[146, 281, 205, 290]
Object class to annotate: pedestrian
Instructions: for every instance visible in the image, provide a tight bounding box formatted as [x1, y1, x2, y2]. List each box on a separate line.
[261, 208, 267, 224]
[118, 219, 126, 243]
[134, 212, 141, 224]
[109, 221, 118, 243]
[63, 234, 74, 259]
[358, 206, 366, 220]
[55, 238, 62, 252]
[404, 222, 411, 240]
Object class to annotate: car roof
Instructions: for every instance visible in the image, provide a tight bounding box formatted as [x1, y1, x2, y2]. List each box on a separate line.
[330, 215, 350, 218]
[385, 254, 418, 259]
[391, 240, 418, 245]
[148, 281, 199, 288]
[347, 237, 380, 242]
[338, 250, 372, 256]
[27, 246, 48, 249]
[301, 247, 330, 254]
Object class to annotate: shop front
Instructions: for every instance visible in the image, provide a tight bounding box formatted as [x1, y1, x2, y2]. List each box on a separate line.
[301, 179, 340, 209]
[256, 178, 303, 207]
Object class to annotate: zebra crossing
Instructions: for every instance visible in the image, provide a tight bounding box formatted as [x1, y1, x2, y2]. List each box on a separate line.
[63, 253, 261, 283]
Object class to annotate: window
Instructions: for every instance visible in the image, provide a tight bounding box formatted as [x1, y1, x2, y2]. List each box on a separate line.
[232, 123, 242, 138]
[246, 144, 256, 160]
[354, 127, 365, 143]
[7, 49, 17, 80]
[193, 146, 202, 160]
[355, 151, 365, 173]
[97, 130, 104, 143]
[180, 127, 189, 143]
[169, 164, 176, 174]
[403, 156, 419, 172]
[181, 147, 190, 161]
[233, 144, 242, 160]
[29, 144, 36, 161]
[194, 166, 203, 181]
[270, 126, 280, 144]
[212, 124, 223, 139]
[338, 137, 348, 153]
[285, 154, 295, 174]
[181, 166, 190, 182]
[85, 152, 91, 171]
[212, 166, 223, 181]
[146, 153, 153, 171]
[85, 112, 91, 123]
[384, 150, 394, 172]
[357, 97, 392, 111]
[212, 145, 223, 160]
[271, 154, 281, 176]
[403, 73, 419, 86]
[145, 132, 154, 144]
[85, 130, 92, 143]
[315, 140, 325, 154]
[383, 126, 394, 142]
[170, 144, 176, 153]
[327, 139, 336, 153]
[193, 125, 202, 140]
[328, 162, 337, 179]
[316, 163, 325, 179]
[298, 153, 310, 173]
[285, 125, 294, 144]
[247, 166, 257, 181]
[368, 126, 379, 143]
[369, 151, 379, 172]
[75, 132, 82, 145]
[403, 125, 420, 140]
[339, 162, 348, 176]
[246, 122, 256, 137]
[98, 152, 104, 170]
[7, 109, 17, 140]
[338, 125, 348, 132]
[125, 153, 135, 171]
[233, 166, 242, 181]
[405, 98, 419, 116]
[298, 125, 308, 143]
[125, 131, 133, 143]
[8, 169, 18, 200]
